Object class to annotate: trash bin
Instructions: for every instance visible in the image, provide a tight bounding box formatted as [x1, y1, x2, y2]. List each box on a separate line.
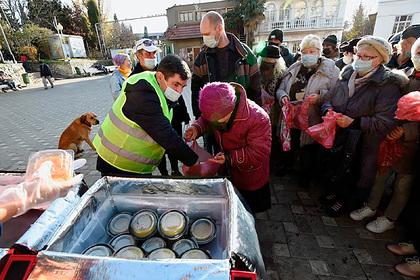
[21, 73, 30, 85]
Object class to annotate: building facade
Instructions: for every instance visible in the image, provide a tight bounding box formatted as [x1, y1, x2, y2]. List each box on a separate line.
[255, 0, 347, 52]
[163, 1, 236, 67]
[373, 0, 420, 40]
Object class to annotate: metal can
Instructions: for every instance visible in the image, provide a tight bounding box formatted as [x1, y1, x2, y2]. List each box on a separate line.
[180, 248, 211, 259]
[114, 245, 145, 260]
[82, 244, 114, 257]
[140, 237, 166, 254]
[158, 210, 188, 240]
[107, 213, 132, 236]
[109, 234, 136, 251]
[130, 210, 158, 239]
[171, 239, 198, 256]
[148, 248, 177, 260]
[190, 218, 216, 244]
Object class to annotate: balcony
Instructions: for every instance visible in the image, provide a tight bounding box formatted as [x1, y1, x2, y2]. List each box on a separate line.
[259, 17, 344, 33]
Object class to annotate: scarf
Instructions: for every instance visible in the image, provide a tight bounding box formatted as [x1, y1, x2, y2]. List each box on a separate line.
[348, 67, 378, 98]
[118, 67, 131, 79]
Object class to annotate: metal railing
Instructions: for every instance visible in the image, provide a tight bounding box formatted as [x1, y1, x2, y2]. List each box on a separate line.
[259, 17, 343, 32]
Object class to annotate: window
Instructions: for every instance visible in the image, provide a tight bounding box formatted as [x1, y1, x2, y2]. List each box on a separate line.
[266, 3, 277, 22]
[294, 1, 306, 19]
[195, 11, 206, 21]
[310, 0, 323, 17]
[179, 11, 193, 22]
[393, 15, 412, 34]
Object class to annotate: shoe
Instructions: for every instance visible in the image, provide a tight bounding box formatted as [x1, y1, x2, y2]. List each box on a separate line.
[395, 257, 420, 278]
[319, 193, 337, 205]
[366, 216, 394, 233]
[326, 200, 347, 217]
[350, 205, 376, 221]
[44, 87, 48, 90]
[12, 88, 17, 91]
[1, 88, 6, 93]
[51, 85, 54, 88]
[387, 242, 417, 256]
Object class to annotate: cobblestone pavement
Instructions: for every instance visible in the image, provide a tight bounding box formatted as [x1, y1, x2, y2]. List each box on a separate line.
[0, 75, 410, 279]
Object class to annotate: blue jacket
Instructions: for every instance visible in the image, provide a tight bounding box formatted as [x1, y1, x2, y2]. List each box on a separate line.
[109, 70, 126, 100]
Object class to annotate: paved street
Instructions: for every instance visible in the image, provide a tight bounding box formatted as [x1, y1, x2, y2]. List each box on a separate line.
[0, 75, 409, 279]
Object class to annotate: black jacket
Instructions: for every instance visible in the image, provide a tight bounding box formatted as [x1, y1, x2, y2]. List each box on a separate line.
[280, 45, 296, 67]
[335, 58, 347, 70]
[121, 78, 198, 166]
[40, 64, 52, 77]
[386, 53, 414, 72]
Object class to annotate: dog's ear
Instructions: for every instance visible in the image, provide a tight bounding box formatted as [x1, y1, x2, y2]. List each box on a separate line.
[80, 114, 87, 125]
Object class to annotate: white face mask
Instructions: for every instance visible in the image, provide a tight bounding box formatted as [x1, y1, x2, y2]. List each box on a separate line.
[412, 55, 420, 71]
[343, 54, 353, 65]
[162, 79, 181, 102]
[203, 34, 219, 48]
[301, 54, 319, 68]
[352, 58, 374, 75]
[143, 58, 157, 70]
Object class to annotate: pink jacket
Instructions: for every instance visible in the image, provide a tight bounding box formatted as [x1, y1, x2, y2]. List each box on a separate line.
[192, 83, 272, 191]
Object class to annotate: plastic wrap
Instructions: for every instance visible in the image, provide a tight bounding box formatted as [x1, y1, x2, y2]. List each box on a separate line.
[395, 91, 420, 121]
[307, 110, 342, 149]
[182, 141, 221, 177]
[284, 99, 310, 130]
[261, 88, 275, 114]
[280, 105, 291, 151]
[16, 177, 266, 279]
[377, 139, 404, 173]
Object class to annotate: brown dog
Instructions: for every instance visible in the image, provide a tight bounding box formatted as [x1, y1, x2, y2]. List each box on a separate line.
[58, 112, 100, 156]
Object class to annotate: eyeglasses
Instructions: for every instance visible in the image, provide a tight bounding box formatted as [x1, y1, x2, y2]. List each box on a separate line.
[355, 54, 378, 61]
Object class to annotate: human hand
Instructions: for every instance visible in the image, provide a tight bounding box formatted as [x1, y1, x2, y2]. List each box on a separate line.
[386, 126, 404, 141]
[281, 96, 290, 105]
[208, 152, 225, 164]
[307, 94, 320, 105]
[185, 126, 198, 141]
[336, 115, 354, 128]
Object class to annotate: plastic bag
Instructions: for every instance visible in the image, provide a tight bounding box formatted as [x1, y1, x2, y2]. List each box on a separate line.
[284, 99, 310, 130]
[395, 91, 420, 121]
[307, 110, 343, 149]
[182, 141, 221, 177]
[0, 151, 83, 223]
[261, 88, 275, 114]
[280, 105, 291, 151]
[377, 139, 404, 173]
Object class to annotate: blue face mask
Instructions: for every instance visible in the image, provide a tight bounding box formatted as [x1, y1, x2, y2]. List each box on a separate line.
[352, 58, 373, 74]
[301, 54, 319, 68]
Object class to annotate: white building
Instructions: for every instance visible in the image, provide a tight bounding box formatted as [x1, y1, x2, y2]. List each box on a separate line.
[255, 0, 347, 52]
[373, 0, 420, 40]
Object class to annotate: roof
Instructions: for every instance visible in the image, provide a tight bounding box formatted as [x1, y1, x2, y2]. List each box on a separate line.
[163, 24, 201, 40]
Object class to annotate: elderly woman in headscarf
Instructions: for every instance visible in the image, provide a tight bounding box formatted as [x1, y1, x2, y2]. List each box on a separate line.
[276, 34, 340, 185]
[321, 36, 407, 217]
[110, 53, 132, 100]
[258, 45, 287, 170]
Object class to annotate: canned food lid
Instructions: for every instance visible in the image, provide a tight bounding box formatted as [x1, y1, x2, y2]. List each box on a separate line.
[141, 237, 166, 253]
[172, 239, 198, 256]
[131, 211, 157, 238]
[83, 244, 113, 257]
[160, 211, 186, 237]
[191, 219, 216, 243]
[181, 249, 210, 259]
[109, 213, 132, 235]
[114, 246, 144, 259]
[110, 234, 136, 251]
[148, 248, 176, 260]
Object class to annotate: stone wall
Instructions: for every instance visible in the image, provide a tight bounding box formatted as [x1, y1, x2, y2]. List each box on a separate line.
[0, 63, 26, 84]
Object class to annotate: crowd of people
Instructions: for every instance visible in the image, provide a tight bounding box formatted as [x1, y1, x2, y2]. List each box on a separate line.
[105, 11, 420, 277]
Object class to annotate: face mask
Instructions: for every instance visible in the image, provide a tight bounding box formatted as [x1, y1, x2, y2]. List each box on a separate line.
[203, 34, 219, 48]
[412, 55, 420, 71]
[323, 48, 332, 56]
[405, 51, 412, 58]
[162, 79, 181, 102]
[143, 58, 157, 70]
[301, 54, 319, 68]
[352, 58, 374, 74]
[343, 54, 353, 65]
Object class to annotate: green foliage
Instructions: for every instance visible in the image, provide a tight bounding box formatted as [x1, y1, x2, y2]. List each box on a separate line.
[105, 14, 137, 49]
[342, 3, 374, 41]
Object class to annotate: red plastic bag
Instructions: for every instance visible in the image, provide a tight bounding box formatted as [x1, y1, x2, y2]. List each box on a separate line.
[280, 105, 291, 151]
[182, 141, 220, 177]
[261, 88, 275, 114]
[377, 139, 404, 173]
[307, 110, 342, 149]
[284, 99, 310, 130]
[395, 91, 420, 121]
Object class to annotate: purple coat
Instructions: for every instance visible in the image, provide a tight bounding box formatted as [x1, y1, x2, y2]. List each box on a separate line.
[192, 83, 272, 191]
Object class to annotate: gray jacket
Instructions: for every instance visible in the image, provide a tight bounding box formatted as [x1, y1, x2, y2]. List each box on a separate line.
[110, 70, 126, 100]
[276, 57, 340, 145]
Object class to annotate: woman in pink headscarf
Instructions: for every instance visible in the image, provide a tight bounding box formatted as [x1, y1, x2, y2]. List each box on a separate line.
[185, 82, 272, 213]
[110, 53, 132, 100]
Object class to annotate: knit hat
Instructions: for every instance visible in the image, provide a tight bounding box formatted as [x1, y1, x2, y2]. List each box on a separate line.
[323, 35, 338, 47]
[268, 29, 283, 42]
[199, 82, 236, 122]
[259, 45, 281, 59]
[339, 38, 360, 53]
[401, 24, 420, 40]
[357, 35, 392, 64]
[113, 53, 130, 66]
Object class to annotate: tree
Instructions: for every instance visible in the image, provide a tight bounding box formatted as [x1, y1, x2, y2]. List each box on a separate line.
[1, 0, 28, 28]
[85, 0, 100, 48]
[105, 14, 137, 50]
[342, 3, 374, 41]
[144, 26, 148, 38]
[224, 0, 266, 47]
[27, 0, 72, 31]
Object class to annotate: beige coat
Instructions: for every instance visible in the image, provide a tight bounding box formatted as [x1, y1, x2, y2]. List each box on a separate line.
[276, 57, 340, 145]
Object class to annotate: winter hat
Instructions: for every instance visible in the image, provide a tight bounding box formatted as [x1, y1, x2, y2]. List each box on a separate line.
[357, 35, 392, 64]
[199, 82, 236, 122]
[323, 35, 338, 47]
[388, 32, 402, 45]
[339, 38, 361, 53]
[402, 24, 420, 40]
[113, 53, 130, 67]
[300, 34, 322, 51]
[268, 28, 284, 42]
[259, 45, 281, 59]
